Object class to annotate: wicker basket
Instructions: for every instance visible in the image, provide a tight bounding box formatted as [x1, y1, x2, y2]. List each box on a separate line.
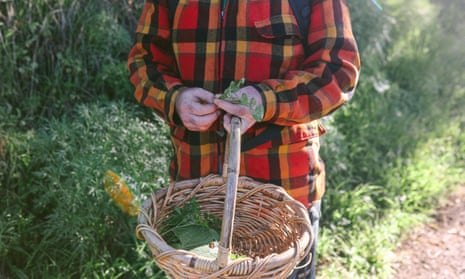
[136, 118, 313, 279]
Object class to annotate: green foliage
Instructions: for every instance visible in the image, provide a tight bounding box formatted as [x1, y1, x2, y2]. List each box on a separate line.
[158, 197, 221, 250]
[219, 78, 264, 121]
[348, 0, 393, 62]
[319, 125, 463, 278]
[318, 0, 465, 276]
[1, 0, 465, 278]
[0, 0, 143, 127]
[0, 102, 171, 277]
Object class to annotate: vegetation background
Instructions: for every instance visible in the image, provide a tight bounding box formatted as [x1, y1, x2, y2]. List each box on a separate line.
[1, 0, 464, 278]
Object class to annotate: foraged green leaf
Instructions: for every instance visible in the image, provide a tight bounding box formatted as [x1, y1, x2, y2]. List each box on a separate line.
[158, 197, 221, 250]
[219, 79, 264, 121]
[240, 93, 248, 105]
[253, 106, 264, 121]
[171, 225, 220, 250]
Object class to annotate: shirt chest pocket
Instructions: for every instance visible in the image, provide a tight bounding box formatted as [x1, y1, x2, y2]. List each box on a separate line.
[254, 15, 302, 41]
[247, 14, 304, 79]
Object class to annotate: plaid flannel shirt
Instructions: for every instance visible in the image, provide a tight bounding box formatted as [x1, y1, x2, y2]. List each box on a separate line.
[128, 0, 360, 208]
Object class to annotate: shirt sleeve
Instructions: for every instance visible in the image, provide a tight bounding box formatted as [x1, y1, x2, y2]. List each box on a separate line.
[256, 0, 361, 125]
[127, 0, 185, 125]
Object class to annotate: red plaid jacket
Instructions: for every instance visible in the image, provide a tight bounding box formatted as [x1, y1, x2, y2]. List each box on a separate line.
[128, 0, 360, 208]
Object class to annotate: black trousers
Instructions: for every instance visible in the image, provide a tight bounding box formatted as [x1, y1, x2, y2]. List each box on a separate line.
[287, 201, 321, 279]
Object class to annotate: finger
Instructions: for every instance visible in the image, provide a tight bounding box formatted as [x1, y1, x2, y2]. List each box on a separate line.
[190, 89, 216, 104]
[177, 88, 217, 115]
[222, 114, 232, 134]
[214, 98, 250, 118]
[195, 92, 216, 105]
[184, 111, 221, 131]
[223, 114, 255, 135]
[190, 103, 218, 116]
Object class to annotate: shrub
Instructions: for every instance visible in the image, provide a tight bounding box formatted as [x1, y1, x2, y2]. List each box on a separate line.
[0, 102, 171, 278]
[0, 0, 143, 127]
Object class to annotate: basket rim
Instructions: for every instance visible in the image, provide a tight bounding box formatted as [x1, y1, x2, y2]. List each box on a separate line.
[136, 174, 313, 276]
[136, 223, 311, 274]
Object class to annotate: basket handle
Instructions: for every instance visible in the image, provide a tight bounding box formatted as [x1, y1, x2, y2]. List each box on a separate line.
[217, 116, 241, 268]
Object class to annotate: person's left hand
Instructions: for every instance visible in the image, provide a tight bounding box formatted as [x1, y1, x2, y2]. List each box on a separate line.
[213, 86, 263, 134]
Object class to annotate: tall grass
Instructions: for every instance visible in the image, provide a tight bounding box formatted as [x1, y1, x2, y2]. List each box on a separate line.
[1, 102, 172, 278]
[0, 0, 143, 128]
[317, 0, 465, 277]
[319, 123, 463, 278]
[1, 0, 464, 278]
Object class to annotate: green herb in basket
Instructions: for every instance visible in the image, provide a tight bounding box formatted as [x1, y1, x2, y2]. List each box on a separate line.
[158, 197, 222, 250]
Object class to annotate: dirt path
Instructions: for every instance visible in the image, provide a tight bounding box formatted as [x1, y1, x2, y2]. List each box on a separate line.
[392, 185, 465, 279]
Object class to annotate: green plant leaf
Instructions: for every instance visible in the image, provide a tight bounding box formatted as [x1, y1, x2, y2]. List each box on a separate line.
[253, 106, 264, 121]
[158, 197, 221, 250]
[219, 79, 264, 121]
[171, 225, 220, 250]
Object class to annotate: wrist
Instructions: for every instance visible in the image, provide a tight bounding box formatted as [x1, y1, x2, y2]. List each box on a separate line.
[252, 83, 276, 122]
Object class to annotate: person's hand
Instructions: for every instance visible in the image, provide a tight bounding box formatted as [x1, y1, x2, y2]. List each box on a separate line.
[213, 86, 263, 134]
[175, 87, 220, 131]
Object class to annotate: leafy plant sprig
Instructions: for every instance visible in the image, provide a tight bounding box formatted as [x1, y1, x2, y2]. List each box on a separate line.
[219, 78, 264, 121]
[157, 197, 222, 250]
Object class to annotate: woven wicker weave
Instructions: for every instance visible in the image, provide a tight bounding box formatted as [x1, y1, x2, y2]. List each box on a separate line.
[136, 118, 313, 279]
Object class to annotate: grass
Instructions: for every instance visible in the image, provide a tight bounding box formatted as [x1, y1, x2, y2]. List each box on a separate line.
[318, 122, 464, 278]
[315, 0, 465, 276]
[1, 102, 172, 277]
[0, 0, 141, 126]
[1, 0, 465, 277]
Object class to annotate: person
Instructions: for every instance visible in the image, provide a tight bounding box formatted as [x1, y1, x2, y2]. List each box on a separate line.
[128, 0, 360, 277]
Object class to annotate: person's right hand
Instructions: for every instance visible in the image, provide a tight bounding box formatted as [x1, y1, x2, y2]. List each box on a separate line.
[213, 86, 263, 134]
[175, 87, 220, 131]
